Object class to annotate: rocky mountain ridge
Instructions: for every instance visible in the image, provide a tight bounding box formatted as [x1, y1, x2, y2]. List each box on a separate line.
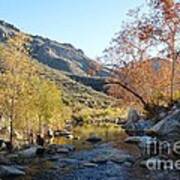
[0, 20, 109, 77]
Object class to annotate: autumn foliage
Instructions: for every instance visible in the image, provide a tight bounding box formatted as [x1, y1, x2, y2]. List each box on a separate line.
[0, 34, 64, 147]
[104, 0, 180, 109]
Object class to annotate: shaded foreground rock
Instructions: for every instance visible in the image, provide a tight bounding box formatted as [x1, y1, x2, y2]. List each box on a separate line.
[0, 165, 25, 177]
[18, 146, 44, 158]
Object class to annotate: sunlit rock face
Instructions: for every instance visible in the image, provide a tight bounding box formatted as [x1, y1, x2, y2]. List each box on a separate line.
[0, 20, 110, 77]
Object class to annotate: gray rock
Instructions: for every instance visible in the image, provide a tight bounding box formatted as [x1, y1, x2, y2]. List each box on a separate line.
[56, 148, 69, 154]
[62, 144, 75, 151]
[58, 158, 80, 168]
[159, 112, 167, 119]
[124, 108, 154, 136]
[147, 109, 180, 142]
[125, 136, 155, 144]
[18, 146, 42, 158]
[46, 155, 60, 162]
[91, 156, 109, 164]
[0, 156, 11, 165]
[124, 119, 153, 136]
[83, 162, 98, 168]
[47, 144, 75, 154]
[123, 161, 133, 167]
[110, 154, 135, 164]
[0, 165, 25, 177]
[135, 119, 153, 131]
[127, 108, 140, 122]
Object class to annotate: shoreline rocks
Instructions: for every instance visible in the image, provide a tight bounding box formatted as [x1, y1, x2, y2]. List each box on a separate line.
[0, 165, 25, 177]
[123, 119, 154, 136]
[122, 108, 154, 136]
[147, 109, 180, 142]
[46, 144, 75, 155]
[18, 146, 45, 158]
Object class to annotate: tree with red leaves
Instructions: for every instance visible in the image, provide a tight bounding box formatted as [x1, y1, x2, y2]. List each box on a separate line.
[104, 0, 180, 110]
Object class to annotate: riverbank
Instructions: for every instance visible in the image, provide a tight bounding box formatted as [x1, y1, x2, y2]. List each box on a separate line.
[1, 102, 180, 180]
[1, 124, 131, 179]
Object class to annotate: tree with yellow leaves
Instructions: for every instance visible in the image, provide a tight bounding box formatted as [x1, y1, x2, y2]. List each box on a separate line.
[0, 34, 64, 149]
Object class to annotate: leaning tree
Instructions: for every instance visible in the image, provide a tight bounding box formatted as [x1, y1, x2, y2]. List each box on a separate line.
[103, 0, 180, 109]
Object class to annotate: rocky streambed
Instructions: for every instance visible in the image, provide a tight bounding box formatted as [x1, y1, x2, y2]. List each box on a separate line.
[2, 104, 180, 180]
[1, 125, 137, 180]
[5, 141, 179, 180]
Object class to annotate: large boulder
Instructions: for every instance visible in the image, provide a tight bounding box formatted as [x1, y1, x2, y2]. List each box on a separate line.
[122, 108, 154, 136]
[147, 109, 180, 142]
[123, 119, 153, 136]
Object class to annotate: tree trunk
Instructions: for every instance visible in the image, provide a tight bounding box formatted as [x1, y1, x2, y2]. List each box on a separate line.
[38, 115, 42, 135]
[9, 95, 15, 150]
[106, 81, 148, 107]
[9, 117, 13, 146]
[170, 46, 176, 103]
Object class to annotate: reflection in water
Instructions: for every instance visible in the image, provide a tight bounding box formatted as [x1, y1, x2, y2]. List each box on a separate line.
[53, 124, 127, 150]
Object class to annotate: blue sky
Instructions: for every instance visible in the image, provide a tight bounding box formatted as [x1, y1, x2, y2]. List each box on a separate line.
[0, 0, 144, 58]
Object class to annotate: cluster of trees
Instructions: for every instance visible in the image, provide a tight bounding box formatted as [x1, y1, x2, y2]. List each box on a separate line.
[0, 34, 64, 147]
[104, 0, 180, 110]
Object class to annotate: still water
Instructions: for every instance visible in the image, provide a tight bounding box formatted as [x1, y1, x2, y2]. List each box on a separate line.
[53, 124, 128, 150]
